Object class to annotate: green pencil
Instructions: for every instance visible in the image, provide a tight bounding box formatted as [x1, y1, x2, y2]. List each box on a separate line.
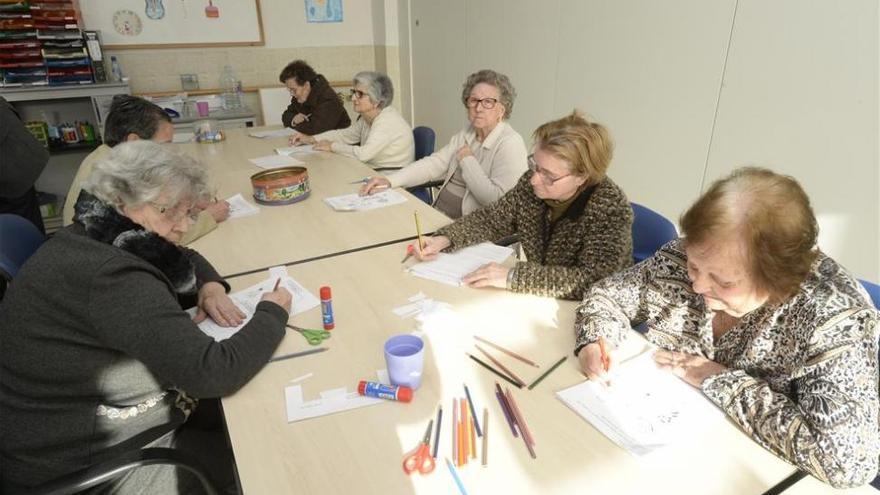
[527, 356, 567, 390]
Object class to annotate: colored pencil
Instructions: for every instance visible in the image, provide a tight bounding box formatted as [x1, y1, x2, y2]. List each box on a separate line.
[598, 336, 611, 371]
[445, 458, 469, 495]
[461, 398, 469, 463]
[474, 335, 539, 368]
[475, 344, 526, 387]
[268, 347, 327, 363]
[469, 405, 476, 459]
[505, 388, 537, 459]
[494, 382, 518, 437]
[466, 353, 523, 389]
[452, 398, 458, 466]
[527, 356, 568, 390]
[414, 211, 424, 252]
[481, 408, 489, 466]
[463, 384, 482, 437]
[273, 277, 281, 290]
[432, 406, 443, 459]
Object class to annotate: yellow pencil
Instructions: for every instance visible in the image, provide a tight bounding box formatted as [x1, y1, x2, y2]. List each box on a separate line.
[414, 211, 424, 253]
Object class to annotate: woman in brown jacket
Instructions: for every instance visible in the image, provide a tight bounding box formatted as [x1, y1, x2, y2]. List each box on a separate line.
[279, 59, 350, 134]
[413, 111, 633, 300]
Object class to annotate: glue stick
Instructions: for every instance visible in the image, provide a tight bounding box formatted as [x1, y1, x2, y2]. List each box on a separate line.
[320, 286, 334, 330]
[357, 381, 413, 403]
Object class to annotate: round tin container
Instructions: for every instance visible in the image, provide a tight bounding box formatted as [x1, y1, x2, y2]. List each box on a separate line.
[250, 166, 310, 205]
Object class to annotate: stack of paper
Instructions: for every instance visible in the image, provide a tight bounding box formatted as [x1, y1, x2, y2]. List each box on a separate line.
[555, 353, 723, 456]
[275, 145, 316, 156]
[248, 154, 304, 169]
[323, 190, 407, 212]
[249, 128, 297, 139]
[225, 193, 260, 219]
[191, 267, 320, 342]
[407, 243, 514, 286]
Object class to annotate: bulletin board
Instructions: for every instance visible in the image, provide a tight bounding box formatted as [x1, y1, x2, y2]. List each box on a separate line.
[79, 0, 264, 49]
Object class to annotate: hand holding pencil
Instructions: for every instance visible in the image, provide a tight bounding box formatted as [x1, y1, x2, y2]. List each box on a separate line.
[260, 277, 293, 313]
[409, 235, 450, 262]
[577, 336, 614, 383]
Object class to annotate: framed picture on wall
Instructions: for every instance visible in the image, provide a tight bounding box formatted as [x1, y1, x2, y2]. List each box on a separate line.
[305, 0, 343, 23]
[80, 0, 265, 49]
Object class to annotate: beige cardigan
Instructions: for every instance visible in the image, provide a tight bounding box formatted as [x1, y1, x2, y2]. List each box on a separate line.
[388, 121, 527, 216]
[313, 106, 414, 169]
[63, 144, 217, 246]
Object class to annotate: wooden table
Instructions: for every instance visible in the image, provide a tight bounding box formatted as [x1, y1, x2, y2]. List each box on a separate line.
[176, 128, 451, 277]
[220, 241, 801, 495]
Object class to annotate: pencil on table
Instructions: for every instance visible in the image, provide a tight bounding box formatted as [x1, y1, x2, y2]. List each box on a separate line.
[475, 344, 526, 387]
[466, 353, 523, 389]
[504, 388, 537, 459]
[494, 381, 518, 437]
[469, 405, 476, 459]
[460, 398, 469, 464]
[452, 398, 458, 466]
[432, 406, 443, 459]
[463, 384, 482, 437]
[474, 335, 540, 368]
[481, 407, 489, 467]
[445, 458, 469, 495]
[527, 356, 568, 390]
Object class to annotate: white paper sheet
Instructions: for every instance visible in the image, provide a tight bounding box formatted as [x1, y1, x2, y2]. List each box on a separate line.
[225, 193, 260, 219]
[191, 269, 320, 342]
[275, 145, 316, 156]
[248, 154, 304, 169]
[406, 243, 514, 286]
[323, 190, 407, 212]
[556, 353, 723, 456]
[249, 127, 297, 139]
[284, 370, 391, 423]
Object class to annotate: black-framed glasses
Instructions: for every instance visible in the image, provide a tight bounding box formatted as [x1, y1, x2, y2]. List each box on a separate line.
[528, 154, 572, 185]
[350, 88, 367, 100]
[465, 97, 498, 109]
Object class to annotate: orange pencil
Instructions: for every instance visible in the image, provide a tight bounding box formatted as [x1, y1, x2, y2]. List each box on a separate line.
[469, 406, 476, 459]
[461, 398, 469, 463]
[452, 398, 459, 466]
[598, 336, 611, 372]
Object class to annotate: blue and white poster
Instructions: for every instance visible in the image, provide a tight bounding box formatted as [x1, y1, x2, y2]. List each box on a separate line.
[305, 0, 343, 23]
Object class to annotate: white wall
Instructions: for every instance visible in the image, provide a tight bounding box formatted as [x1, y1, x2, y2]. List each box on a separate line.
[408, 0, 879, 281]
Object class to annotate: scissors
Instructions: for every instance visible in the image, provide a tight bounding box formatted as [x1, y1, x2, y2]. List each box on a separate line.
[286, 324, 331, 346]
[402, 419, 436, 475]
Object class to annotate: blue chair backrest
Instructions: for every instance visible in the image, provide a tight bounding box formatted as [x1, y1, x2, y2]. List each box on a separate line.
[413, 126, 436, 161]
[631, 202, 678, 263]
[859, 279, 880, 309]
[0, 214, 45, 280]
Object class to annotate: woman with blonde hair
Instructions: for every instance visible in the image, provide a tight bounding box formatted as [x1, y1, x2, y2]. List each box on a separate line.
[411, 110, 633, 300]
[575, 167, 879, 488]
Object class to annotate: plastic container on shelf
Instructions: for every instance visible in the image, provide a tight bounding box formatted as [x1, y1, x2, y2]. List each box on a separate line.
[219, 65, 242, 110]
[109, 55, 123, 82]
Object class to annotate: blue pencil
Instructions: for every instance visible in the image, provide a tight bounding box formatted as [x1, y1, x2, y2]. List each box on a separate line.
[463, 383, 482, 437]
[432, 405, 443, 458]
[445, 457, 469, 495]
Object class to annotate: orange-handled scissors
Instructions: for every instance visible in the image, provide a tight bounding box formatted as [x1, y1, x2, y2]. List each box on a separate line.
[402, 419, 436, 475]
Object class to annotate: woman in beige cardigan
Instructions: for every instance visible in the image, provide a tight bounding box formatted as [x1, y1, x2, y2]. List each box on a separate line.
[360, 69, 527, 219]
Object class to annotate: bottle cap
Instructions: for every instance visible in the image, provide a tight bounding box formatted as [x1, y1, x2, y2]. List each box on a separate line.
[320, 286, 331, 299]
[357, 380, 367, 396]
[397, 385, 413, 403]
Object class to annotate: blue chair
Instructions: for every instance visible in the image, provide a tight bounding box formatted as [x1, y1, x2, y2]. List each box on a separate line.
[858, 279, 880, 309]
[408, 126, 438, 204]
[0, 213, 45, 281]
[631, 202, 678, 263]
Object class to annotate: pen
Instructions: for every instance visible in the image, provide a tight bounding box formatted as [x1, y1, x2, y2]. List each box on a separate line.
[268, 347, 327, 363]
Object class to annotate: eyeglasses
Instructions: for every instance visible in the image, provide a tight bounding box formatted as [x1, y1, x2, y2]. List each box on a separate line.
[465, 97, 498, 110]
[150, 202, 199, 224]
[528, 154, 572, 186]
[350, 89, 367, 100]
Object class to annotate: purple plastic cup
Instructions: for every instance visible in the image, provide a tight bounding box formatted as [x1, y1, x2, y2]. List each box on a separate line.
[384, 334, 424, 390]
[196, 101, 209, 117]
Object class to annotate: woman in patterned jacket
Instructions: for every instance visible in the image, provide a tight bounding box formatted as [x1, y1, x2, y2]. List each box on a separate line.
[410, 111, 633, 300]
[575, 167, 879, 488]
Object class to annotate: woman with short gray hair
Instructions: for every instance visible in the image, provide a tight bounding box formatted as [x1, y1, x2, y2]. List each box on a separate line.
[0, 140, 292, 493]
[361, 69, 527, 218]
[291, 70, 414, 169]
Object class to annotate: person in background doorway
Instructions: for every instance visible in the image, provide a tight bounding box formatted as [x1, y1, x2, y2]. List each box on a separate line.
[63, 95, 229, 245]
[280, 59, 351, 134]
[0, 96, 49, 233]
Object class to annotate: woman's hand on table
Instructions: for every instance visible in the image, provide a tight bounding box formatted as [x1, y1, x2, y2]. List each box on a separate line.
[462, 262, 509, 289]
[291, 113, 309, 125]
[412, 235, 450, 261]
[193, 281, 246, 327]
[313, 140, 332, 152]
[289, 133, 315, 146]
[578, 342, 615, 384]
[260, 286, 292, 314]
[203, 199, 230, 223]
[359, 177, 391, 196]
[653, 350, 727, 387]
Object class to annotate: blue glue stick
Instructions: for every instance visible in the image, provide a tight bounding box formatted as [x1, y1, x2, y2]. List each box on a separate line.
[320, 286, 334, 330]
[357, 380, 412, 403]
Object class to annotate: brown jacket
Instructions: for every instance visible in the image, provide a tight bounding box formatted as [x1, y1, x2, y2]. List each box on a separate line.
[281, 75, 350, 135]
[438, 173, 633, 300]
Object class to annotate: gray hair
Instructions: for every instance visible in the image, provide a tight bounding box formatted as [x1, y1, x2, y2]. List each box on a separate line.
[84, 140, 211, 211]
[353, 71, 394, 108]
[460, 69, 516, 119]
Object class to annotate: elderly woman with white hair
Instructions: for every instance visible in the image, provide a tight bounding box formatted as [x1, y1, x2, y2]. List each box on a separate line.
[575, 167, 879, 489]
[0, 141, 291, 494]
[290, 70, 414, 169]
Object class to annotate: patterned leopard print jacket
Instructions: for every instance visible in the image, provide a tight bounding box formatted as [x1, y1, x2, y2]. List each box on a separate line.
[574, 239, 880, 488]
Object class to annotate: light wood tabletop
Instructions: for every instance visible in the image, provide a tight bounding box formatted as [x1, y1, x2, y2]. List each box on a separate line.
[219, 241, 801, 495]
[176, 127, 451, 277]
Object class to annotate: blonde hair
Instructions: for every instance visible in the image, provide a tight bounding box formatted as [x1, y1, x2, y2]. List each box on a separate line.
[532, 110, 614, 185]
[680, 167, 819, 302]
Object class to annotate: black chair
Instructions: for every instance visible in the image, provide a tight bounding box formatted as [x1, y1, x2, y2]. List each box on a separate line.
[0, 213, 45, 300]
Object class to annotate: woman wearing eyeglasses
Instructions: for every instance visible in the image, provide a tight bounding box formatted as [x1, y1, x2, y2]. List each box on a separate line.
[360, 69, 527, 218]
[279, 59, 350, 134]
[409, 111, 633, 300]
[289, 71, 414, 169]
[0, 141, 291, 493]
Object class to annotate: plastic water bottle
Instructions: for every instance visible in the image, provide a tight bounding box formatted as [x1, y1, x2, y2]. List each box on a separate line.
[110, 56, 124, 82]
[219, 65, 241, 110]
